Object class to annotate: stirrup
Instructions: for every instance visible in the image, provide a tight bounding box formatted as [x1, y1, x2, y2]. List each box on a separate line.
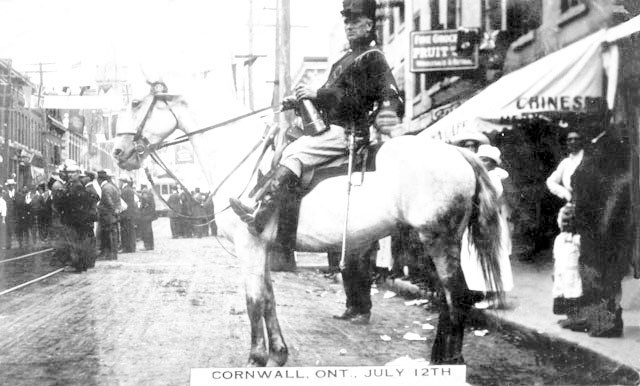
[230, 199, 259, 222]
[229, 198, 267, 235]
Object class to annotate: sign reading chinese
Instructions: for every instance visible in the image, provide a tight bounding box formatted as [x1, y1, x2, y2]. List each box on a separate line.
[410, 30, 478, 72]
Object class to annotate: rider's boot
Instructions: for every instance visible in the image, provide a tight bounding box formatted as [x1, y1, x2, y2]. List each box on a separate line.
[229, 165, 298, 235]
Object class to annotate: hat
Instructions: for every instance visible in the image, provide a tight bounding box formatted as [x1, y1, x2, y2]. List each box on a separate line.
[341, 0, 376, 19]
[58, 159, 81, 173]
[477, 144, 502, 165]
[5, 178, 16, 186]
[450, 131, 490, 147]
[98, 168, 114, 177]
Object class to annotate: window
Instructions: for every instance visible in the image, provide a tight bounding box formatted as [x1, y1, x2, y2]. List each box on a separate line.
[389, 9, 395, 35]
[507, 0, 542, 36]
[561, 0, 580, 13]
[413, 12, 421, 31]
[414, 73, 422, 97]
[399, 2, 405, 25]
[430, 0, 443, 30]
[447, 0, 456, 28]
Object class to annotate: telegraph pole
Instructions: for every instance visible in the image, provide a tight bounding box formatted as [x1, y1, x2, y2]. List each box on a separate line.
[2, 59, 12, 183]
[39, 63, 49, 176]
[273, 0, 291, 112]
[271, 0, 296, 271]
[248, 0, 255, 110]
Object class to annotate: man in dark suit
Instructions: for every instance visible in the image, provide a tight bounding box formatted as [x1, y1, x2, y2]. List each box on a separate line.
[179, 187, 193, 237]
[39, 183, 52, 241]
[97, 170, 120, 260]
[2, 179, 18, 249]
[29, 185, 44, 244]
[167, 186, 181, 238]
[119, 177, 137, 253]
[138, 185, 156, 250]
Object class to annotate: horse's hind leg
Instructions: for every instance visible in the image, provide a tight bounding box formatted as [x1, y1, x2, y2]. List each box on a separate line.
[419, 230, 471, 364]
[263, 269, 288, 366]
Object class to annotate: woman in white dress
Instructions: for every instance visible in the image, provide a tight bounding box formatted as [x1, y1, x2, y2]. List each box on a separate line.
[460, 144, 514, 309]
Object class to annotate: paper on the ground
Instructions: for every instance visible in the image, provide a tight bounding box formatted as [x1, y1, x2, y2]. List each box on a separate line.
[404, 299, 430, 306]
[384, 355, 429, 366]
[383, 291, 396, 299]
[403, 332, 427, 341]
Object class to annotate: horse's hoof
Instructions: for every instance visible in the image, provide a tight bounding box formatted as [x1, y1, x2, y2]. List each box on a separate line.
[268, 347, 288, 367]
[247, 353, 268, 367]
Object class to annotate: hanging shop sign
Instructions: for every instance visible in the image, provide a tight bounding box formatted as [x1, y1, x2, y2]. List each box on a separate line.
[410, 29, 479, 72]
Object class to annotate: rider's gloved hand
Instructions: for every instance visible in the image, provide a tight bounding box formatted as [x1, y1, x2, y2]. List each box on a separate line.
[294, 84, 317, 100]
[281, 96, 298, 111]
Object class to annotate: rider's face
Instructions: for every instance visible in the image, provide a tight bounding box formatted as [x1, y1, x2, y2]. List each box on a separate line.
[344, 16, 372, 43]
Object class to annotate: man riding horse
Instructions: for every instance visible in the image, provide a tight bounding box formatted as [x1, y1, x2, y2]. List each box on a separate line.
[230, 0, 404, 324]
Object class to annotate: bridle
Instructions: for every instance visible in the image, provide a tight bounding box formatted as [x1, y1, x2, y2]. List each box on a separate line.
[115, 82, 181, 159]
[115, 82, 280, 220]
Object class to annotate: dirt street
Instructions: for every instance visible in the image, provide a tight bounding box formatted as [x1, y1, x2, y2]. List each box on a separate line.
[1, 219, 634, 386]
[0, 220, 442, 385]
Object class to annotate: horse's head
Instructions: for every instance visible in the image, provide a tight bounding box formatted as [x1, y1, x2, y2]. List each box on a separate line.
[113, 82, 185, 170]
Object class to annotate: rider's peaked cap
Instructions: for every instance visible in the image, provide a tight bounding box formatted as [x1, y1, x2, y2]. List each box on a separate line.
[341, 0, 377, 19]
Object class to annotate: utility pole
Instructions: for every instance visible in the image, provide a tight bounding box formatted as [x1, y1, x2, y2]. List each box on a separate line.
[248, 0, 255, 110]
[23, 62, 54, 177]
[39, 62, 49, 176]
[2, 59, 12, 183]
[273, 0, 291, 113]
[271, 0, 296, 271]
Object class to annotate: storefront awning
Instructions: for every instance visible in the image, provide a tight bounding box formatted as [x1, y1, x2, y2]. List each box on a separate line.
[419, 15, 640, 142]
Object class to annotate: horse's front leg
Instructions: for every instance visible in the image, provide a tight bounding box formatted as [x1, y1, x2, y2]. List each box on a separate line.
[420, 231, 470, 364]
[245, 290, 268, 366]
[263, 267, 288, 366]
[238, 233, 270, 366]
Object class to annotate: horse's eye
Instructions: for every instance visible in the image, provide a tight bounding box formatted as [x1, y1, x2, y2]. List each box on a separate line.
[131, 100, 141, 109]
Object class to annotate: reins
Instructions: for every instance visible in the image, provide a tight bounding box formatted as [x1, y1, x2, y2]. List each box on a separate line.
[143, 116, 279, 222]
[119, 84, 281, 225]
[150, 105, 274, 151]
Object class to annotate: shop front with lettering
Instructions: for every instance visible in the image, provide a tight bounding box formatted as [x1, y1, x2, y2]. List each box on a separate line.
[418, 17, 640, 258]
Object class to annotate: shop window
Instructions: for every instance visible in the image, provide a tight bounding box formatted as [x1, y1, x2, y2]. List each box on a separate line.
[53, 145, 60, 165]
[389, 9, 395, 36]
[414, 73, 422, 97]
[413, 13, 420, 31]
[398, 2, 405, 25]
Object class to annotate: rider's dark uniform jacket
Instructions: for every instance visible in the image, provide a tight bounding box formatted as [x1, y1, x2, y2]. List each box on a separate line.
[315, 40, 404, 137]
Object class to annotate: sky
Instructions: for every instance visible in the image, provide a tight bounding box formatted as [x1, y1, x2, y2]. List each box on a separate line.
[0, 0, 343, 89]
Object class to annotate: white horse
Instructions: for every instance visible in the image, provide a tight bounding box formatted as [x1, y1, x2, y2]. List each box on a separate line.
[112, 80, 504, 366]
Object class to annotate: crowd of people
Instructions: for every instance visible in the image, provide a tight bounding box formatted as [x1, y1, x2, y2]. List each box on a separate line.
[167, 186, 217, 239]
[0, 160, 159, 272]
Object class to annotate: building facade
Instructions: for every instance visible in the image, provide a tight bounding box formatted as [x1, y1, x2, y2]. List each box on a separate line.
[1, 60, 46, 187]
[377, 0, 639, 261]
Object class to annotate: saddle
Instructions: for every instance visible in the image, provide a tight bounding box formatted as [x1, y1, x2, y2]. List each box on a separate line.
[250, 126, 379, 249]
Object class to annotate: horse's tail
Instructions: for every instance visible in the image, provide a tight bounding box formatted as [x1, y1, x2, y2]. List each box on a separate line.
[458, 149, 504, 300]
